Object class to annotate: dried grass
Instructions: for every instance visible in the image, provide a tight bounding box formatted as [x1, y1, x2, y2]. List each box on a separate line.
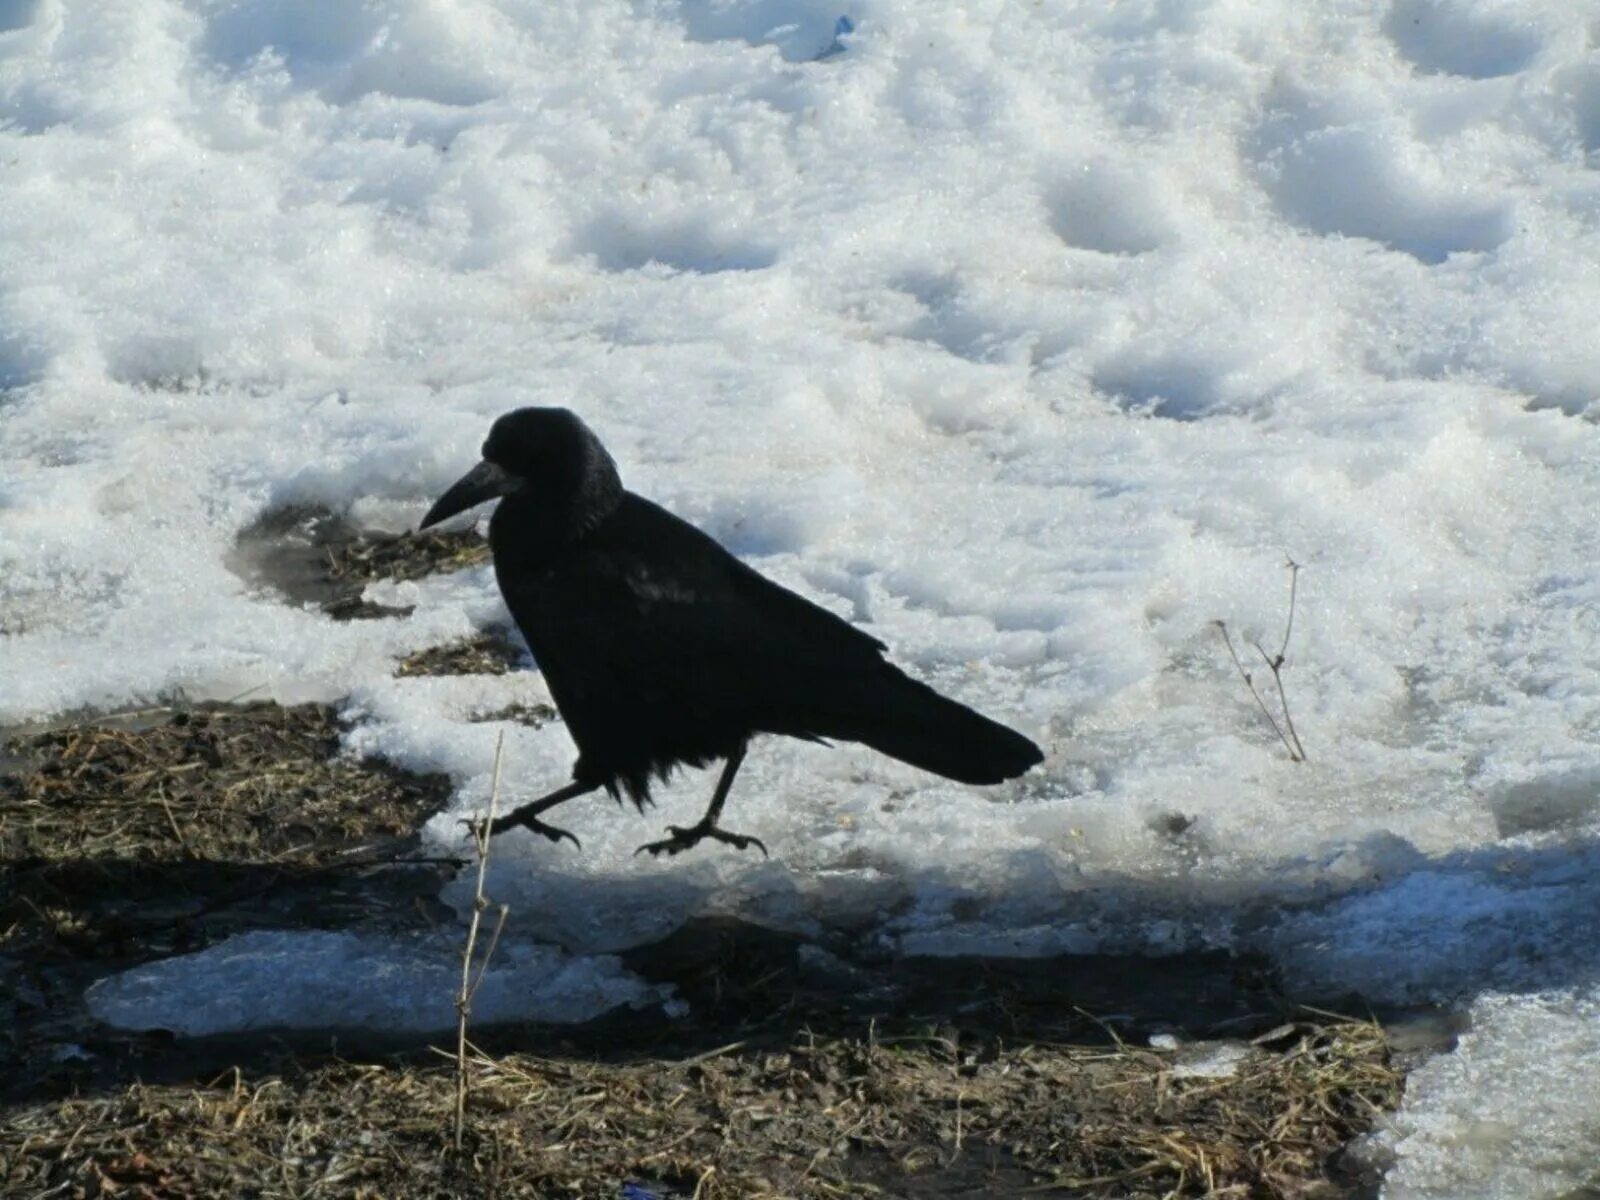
[0, 1018, 1400, 1198]
[0, 704, 448, 868]
[396, 631, 526, 679]
[326, 527, 489, 588]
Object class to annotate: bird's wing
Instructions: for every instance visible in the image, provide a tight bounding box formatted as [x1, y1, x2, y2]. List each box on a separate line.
[524, 498, 888, 735]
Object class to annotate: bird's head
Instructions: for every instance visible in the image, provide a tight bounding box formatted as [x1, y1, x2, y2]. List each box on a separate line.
[419, 407, 622, 532]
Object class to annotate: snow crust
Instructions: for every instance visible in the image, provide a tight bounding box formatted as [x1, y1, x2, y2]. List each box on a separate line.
[5, 2, 1600, 1192]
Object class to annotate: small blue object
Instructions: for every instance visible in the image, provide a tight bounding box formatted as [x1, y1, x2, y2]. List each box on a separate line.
[817, 14, 854, 60]
[620, 1184, 665, 1200]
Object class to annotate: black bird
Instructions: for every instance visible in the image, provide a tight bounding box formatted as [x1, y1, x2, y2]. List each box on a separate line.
[420, 407, 1043, 857]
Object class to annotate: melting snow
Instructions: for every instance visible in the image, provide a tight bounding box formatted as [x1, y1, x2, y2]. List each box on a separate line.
[5, 2, 1600, 1192]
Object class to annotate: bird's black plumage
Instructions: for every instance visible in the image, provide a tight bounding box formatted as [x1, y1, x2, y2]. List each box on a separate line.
[421, 407, 1043, 856]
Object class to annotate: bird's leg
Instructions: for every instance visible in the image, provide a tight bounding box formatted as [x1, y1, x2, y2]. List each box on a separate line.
[469, 778, 600, 849]
[636, 746, 768, 858]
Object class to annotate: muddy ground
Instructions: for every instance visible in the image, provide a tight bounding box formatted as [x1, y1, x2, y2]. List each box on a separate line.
[0, 516, 1420, 1198]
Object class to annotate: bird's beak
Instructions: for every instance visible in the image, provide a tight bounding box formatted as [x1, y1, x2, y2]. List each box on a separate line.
[419, 460, 521, 530]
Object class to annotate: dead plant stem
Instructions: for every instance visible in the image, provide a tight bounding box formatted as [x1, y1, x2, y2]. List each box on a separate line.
[455, 731, 508, 1151]
[1216, 557, 1307, 762]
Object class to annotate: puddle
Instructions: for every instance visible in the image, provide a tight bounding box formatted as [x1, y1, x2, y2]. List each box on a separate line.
[227, 505, 488, 620]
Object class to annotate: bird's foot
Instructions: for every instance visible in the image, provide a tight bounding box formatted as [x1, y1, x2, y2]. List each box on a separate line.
[635, 820, 768, 859]
[460, 810, 582, 850]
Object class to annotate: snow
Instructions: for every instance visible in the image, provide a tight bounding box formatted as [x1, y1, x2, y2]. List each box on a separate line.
[4, 1, 1600, 1192]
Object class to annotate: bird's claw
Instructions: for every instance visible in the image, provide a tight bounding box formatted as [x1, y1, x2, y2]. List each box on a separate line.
[458, 810, 582, 850]
[505, 815, 583, 850]
[634, 821, 769, 859]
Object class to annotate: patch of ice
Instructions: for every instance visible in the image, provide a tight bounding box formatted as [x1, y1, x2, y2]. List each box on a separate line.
[1171, 1041, 1249, 1080]
[85, 930, 673, 1036]
[1269, 842, 1600, 1006]
[1379, 989, 1600, 1200]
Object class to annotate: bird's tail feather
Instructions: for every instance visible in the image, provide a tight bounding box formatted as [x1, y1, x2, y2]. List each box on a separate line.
[817, 668, 1043, 785]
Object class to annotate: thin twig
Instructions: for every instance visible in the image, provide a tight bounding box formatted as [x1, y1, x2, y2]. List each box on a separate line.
[155, 786, 189, 853]
[223, 681, 270, 705]
[1253, 638, 1307, 763]
[467, 904, 510, 1001]
[1215, 621, 1298, 762]
[1276, 558, 1308, 760]
[1277, 557, 1300, 664]
[455, 731, 507, 1151]
[1252, 557, 1308, 761]
[1217, 557, 1307, 763]
[947, 1090, 965, 1165]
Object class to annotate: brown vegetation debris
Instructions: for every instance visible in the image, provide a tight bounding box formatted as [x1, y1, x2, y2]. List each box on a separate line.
[0, 1018, 1401, 1199]
[327, 525, 489, 588]
[0, 703, 449, 867]
[397, 630, 527, 678]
